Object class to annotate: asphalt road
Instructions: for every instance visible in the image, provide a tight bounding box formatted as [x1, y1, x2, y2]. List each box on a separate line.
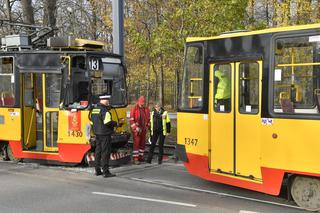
[0, 160, 308, 213]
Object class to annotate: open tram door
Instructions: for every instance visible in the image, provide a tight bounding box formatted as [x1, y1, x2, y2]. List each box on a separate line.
[17, 53, 64, 152]
[209, 60, 263, 182]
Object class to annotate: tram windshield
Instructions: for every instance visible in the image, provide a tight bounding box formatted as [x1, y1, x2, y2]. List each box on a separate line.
[273, 35, 320, 115]
[91, 59, 127, 107]
[63, 56, 127, 109]
[179, 45, 204, 110]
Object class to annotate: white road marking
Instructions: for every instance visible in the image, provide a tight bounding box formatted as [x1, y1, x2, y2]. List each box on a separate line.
[239, 211, 260, 213]
[92, 192, 197, 208]
[130, 178, 302, 210]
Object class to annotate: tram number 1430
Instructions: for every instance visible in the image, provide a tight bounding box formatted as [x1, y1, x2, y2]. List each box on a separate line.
[184, 138, 198, 146]
[68, 131, 83, 137]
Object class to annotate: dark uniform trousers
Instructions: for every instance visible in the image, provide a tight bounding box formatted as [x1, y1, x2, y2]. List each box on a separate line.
[147, 130, 165, 164]
[95, 135, 112, 172]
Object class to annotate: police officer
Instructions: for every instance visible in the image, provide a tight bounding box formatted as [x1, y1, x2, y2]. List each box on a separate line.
[91, 95, 120, 178]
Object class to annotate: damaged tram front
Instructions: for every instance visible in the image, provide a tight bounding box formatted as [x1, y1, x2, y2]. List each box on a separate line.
[0, 35, 130, 165]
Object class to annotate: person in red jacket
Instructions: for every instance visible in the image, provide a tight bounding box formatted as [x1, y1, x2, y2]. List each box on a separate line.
[130, 96, 150, 165]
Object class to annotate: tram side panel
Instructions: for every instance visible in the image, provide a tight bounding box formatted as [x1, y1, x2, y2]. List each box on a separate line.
[177, 112, 210, 176]
[261, 119, 320, 179]
[0, 108, 21, 142]
[57, 110, 91, 163]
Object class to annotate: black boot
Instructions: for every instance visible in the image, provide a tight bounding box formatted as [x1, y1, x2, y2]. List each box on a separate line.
[103, 170, 116, 178]
[95, 168, 103, 176]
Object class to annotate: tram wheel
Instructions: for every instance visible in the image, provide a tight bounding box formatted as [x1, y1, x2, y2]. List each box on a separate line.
[291, 176, 320, 211]
[6, 145, 21, 163]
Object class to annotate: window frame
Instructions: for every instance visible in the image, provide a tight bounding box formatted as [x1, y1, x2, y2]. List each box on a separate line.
[0, 56, 16, 108]
[178, 42, 208, 113]
[238, 61, 260, 115]
[45, 73, 63, 108]
[213, 63, 232, 114]
[269, 30, 320, 119]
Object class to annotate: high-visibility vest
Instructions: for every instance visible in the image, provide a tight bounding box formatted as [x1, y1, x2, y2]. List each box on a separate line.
[150, 110, 170, 136]
[90, 104, 117, 135]
[215, 70, 231, 100]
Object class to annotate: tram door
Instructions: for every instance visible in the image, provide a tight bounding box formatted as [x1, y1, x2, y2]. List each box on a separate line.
[22, 73, 61, 152]
[210, 61, 262, 181]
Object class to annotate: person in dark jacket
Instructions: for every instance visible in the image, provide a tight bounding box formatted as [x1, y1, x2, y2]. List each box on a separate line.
[91, 95, 121, 178]
[146, 103, 171, 164]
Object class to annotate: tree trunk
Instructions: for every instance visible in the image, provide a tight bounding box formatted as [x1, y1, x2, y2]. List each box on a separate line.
[248, 0, 255, 22]
[265, 0, 269, 26]
[159, 56, 164, 107]
[146, 56, 151, 106]
[21, 0, 35, 24]
[43, 0, 57, 37]
[174, 63, 180, 111]
[92, 9, 98, 40]
[151, 63, 158, 103]
[89, 0, 98, 40]
[43, 0, 57, 26]
[318, 0, 320, 21]
[5, 0, 12, 34]
[271, 0, 278, 26]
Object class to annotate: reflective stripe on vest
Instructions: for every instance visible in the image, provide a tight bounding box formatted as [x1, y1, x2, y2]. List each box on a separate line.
[92, 109, 101, 114]
[104, 111, 112, 124]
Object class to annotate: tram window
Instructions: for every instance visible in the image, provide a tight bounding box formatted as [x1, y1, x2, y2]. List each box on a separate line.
[214, 64, 231, 113]
[46, 112, 58, 148]
[179, 45, 204, 110]
[0, 57, 15, 107]
[274, 35, 320, 114]
[91, 79, 112, 101]
[72, 56, 86, 69]
[24, 73, 34, 107]
[239, 62, 259, 114]
[46, 74, 62, 108]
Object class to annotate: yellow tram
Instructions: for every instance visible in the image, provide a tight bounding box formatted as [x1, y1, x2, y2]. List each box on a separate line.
[177, 23, 320, 210]
[0, 35, 130, 165]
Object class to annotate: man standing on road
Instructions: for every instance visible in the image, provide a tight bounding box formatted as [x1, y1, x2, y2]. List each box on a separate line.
[130, 96, 150, 165]
[91, 95, 121, 178]
[147, 103, 171, 164]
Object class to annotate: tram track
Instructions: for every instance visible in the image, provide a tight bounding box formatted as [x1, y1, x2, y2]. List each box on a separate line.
[128, 177, 303, 211]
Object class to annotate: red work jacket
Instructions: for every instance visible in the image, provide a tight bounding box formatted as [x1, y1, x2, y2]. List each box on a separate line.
[130, 105, 150, 134]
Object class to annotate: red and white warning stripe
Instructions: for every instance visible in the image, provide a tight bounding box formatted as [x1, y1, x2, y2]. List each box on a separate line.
[86, 152, 95, 162]
[86, 152, 130, 162]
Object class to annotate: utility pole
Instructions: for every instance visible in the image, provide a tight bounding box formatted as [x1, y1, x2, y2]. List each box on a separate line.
[112, 0, 124, 58]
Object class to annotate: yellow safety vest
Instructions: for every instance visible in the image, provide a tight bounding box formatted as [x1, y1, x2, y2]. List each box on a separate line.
[150, 110, 170, 136]
[215, 70, 231, 100]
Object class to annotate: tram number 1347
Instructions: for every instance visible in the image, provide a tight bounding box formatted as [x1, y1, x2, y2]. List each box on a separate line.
[184, 138, 198, 146]
[68, 131, 83, 137]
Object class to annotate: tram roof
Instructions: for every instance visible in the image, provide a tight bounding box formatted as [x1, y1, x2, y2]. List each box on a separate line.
[0, 49, 123, 58]
[186, 23, 320, 42]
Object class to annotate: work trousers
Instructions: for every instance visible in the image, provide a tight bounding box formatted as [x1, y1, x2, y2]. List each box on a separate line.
[132, 130, 146, 161]
[95, 135, 112, 172]
[147, 131, 165, 164]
